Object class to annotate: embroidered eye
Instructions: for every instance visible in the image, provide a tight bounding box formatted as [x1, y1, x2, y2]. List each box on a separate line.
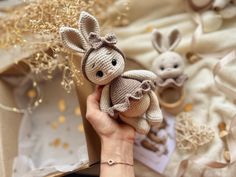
[112, 59, 117, 66]
[160, 66, 165, 71]
[174, 64, 179, 68]
[96, 71, 103, 77]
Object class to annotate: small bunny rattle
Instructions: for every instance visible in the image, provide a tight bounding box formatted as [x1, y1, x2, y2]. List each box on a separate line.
[151, 29, 188, 115]
[60, 12, 163, 134]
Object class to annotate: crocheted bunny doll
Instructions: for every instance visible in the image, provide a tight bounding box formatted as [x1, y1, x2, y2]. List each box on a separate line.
[151, 29, 188, 114]
[60, 12, 163, 134]
[151, 29, 188, 92]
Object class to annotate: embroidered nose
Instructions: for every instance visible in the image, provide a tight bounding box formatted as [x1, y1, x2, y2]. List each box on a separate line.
[107, 69, 113, 75]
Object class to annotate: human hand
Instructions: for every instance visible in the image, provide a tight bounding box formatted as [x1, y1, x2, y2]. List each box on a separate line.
[86, 86, 135, 143]
[86, 86, 135, 177]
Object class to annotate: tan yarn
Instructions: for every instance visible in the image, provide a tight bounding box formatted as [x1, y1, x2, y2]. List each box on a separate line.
[175, 112, 215, 150]
[59, 11, 163, 134]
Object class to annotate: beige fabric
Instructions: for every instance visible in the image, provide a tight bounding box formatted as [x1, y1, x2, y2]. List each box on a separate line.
[112, 0, 236, 176]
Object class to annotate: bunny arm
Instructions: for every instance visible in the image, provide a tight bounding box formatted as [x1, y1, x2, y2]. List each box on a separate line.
[100, 84, 113, 116]
[122, 70, 157, 82]
[146, 90, 163, 125]
[119, 114, 150, 134]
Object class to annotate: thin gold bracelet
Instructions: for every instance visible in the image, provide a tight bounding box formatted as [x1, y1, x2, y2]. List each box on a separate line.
[101, 159, 133, 166]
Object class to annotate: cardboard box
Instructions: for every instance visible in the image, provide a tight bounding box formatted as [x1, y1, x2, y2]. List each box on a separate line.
[0, 50, 144, 176]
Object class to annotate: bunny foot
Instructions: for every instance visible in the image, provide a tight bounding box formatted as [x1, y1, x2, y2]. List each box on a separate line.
[146, 91, 163, 125]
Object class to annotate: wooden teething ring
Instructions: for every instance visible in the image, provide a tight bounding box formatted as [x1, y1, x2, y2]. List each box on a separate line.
[158, 87, 185, 115]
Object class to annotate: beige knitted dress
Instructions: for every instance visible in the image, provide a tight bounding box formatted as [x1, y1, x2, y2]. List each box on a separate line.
[110, 77, 151, 117]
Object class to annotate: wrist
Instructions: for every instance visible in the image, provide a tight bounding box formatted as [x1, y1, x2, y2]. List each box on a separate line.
[101, 137, 134, 164]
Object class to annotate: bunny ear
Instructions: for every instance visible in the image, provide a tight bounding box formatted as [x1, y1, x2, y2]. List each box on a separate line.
[152, 29, 166, 53]
[60, 27, 88, 53]
[79, 11, 100, 41]
[167, 29, 181, 51]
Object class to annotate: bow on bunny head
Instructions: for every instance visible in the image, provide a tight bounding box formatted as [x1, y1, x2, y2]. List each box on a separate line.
[151, 29, 185, 80]
[60, 11, 125, 85]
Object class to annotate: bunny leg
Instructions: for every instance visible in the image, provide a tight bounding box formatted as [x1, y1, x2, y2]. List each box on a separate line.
[146, 91, 163, 125]
[119, 114, 150, 134]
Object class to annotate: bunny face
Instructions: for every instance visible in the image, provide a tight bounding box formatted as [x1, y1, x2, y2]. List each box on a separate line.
[153, 52, 184, 79]
[60, 11, 125, 85]
[151, 29, 185, 79]
[85, 47, 125, 85]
